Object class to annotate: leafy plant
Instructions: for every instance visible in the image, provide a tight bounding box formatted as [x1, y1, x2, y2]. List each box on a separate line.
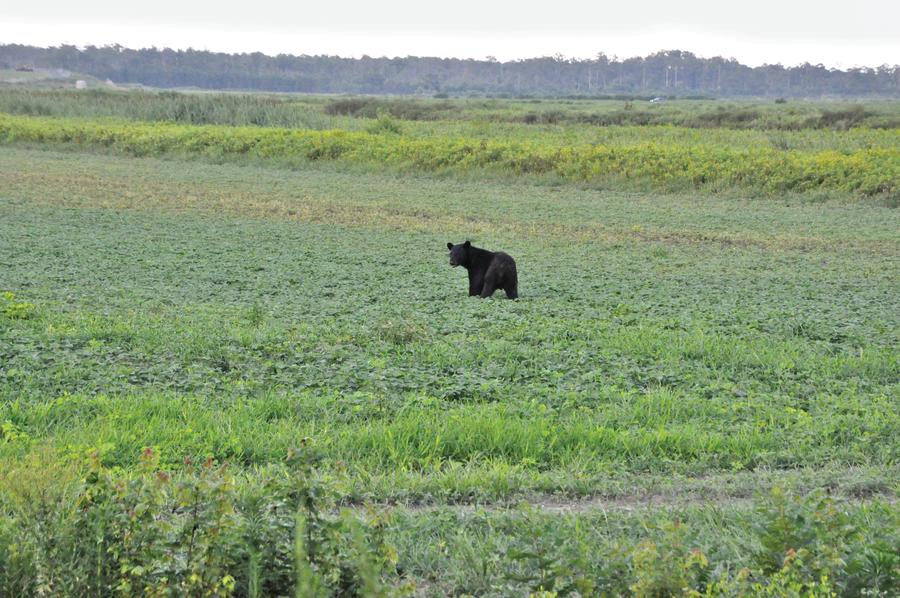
[629, 520, 710, 596]
[365, 114, 405, 136]
[0, 447, 413, 596]
[1, 291, 35, 319]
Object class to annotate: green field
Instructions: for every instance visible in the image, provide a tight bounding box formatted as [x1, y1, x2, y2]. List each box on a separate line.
[1, 91, 899, 596]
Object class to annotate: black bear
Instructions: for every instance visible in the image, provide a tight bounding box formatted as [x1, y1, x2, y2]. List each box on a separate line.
[447, 240, 518, 299]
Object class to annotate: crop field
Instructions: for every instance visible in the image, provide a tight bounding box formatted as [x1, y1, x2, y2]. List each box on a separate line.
[0, 90, 899, 596]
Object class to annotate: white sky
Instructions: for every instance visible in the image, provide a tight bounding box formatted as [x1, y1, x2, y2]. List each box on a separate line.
[2, 1, 898, 68]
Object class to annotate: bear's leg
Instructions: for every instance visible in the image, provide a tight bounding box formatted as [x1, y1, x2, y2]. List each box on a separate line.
[504, 284, 518, 300]
[480, 274, 498, 298]
[468, 272, 484, 296]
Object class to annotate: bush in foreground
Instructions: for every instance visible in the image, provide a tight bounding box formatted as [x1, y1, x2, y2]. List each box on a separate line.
[0, 446, 412, 597]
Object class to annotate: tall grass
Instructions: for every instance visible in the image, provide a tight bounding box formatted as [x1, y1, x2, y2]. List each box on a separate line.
[0, 88, 341, 129]
[1, 113, 896, 198]
[2, 88, 900, 130]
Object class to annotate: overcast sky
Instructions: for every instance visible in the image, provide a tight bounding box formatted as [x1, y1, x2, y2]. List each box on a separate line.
[2, 1, 898, 68]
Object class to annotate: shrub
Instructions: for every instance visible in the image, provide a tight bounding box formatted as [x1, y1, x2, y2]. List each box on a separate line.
[365, 114, 405, 135]
[0, 446, 414, 596]
[811, 106, 871, 130]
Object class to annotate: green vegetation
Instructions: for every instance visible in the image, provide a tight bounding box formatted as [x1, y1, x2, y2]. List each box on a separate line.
[323, 95, 900, 130]
[1, 112, 897, 200]
[1, 92, 898, 595]
[2, 453, 898, 596]
[2, 88, 900, 130]
[0, 88, 344, 129]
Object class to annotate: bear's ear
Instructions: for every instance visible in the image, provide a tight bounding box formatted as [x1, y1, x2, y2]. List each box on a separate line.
[464, 240, 471, 247]
[447, 242, 454, 250]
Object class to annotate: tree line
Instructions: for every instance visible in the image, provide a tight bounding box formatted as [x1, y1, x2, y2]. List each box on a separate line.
[2, 44, 898, 97]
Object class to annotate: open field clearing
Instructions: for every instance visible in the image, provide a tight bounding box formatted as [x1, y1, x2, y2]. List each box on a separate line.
[1, 93, 899, 595]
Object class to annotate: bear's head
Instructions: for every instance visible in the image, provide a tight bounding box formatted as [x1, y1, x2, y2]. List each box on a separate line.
[447, 240, 471, 268]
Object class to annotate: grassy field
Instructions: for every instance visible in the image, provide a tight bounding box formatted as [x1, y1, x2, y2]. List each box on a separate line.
[1, 91, 899, 595]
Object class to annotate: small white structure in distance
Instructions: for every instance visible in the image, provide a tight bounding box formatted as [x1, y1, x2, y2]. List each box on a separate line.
[75, 80, 88, 89]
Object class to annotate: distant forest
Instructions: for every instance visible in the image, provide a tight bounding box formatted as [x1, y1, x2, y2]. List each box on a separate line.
[2, 44, 899, 97]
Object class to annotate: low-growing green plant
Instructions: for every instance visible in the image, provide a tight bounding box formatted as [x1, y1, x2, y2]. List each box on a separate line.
[1, 291, 35, 319]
